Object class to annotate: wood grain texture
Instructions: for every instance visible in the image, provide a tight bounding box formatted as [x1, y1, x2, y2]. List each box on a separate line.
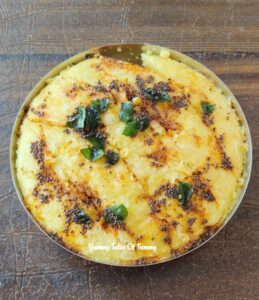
[0, 1, 258, 299]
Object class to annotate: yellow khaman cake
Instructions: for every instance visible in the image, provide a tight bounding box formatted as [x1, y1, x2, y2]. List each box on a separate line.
[15, 49, 247, 265]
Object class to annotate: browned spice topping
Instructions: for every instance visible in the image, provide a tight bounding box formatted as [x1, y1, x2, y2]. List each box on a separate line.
[221, 154, 233, 170]
[146, 146, 167, 167]
[187, 217, 196, 229]
[66, 84, 78, 98]
[32, 169, 64, 205]
[189, 225, 219, 251]
[192, 170, 216, 202]
[153, 81, 172, 92]
[135, 75, 145, 92]
[76, 185, 101, 208]
[153, 184, 167, 196]
[216, 135, 233, 170]
[101, 217, 127, 231]
[109, 80, 120, 92]
[192, 171, 206, 186]
[95, 64, 102, 71]
[81, 223, 93, 234]
[201, 219, 208, 225]
[154, 183, 179, 198]
[94, 80, 107, 92]
[124, 83, 137, 100]
[39, 193, 49, 203]
[192, 169, 202, 177]
[36, 171, 54, 184]
[75, 126, 107, 141]
[65, 205, 78, 219]
[181, 201, 196, 212]
[201, 189, 215, 202]
[144, 138, 153, 145]
[40, 104, 46, 109]
[164, 184, 180, 199]
[193, 181, 207, 193]
[173, 99, 188, 110]
[163, 236, 172, 245]
[30, 139, 103, 231]
[160, 224, 169, 232]
[149, 102, 176, 131]
[83, 197, 102, 210]
[171, 95, 189, 111]
[136, 235, 143, 242]
[171, 220, 179, 228]
[146, 75, 154, 83]
[32, 188, 38, 197]
[31, 107, 45, 117]
[149, 198, 167, 214]
[216, 134, 224, 152]
[202, 113, 214, 126]
[31, 140, 45, 164]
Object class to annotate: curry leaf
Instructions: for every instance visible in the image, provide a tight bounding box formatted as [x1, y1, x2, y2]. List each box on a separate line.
[178, 182, 193, 205]
[135, 116, 150, 132]
[73, 209, 91, 225]
[105, 150, 120, 166]
[143, 88, 170, 102]
[91, 98, 110, 114]
[86, 133, 105, 150]
[201, 102, 216, 114]
[103, 204, 128, 223]
[122, 120, 138, 136]
[120, 101, 134, 122]
[80, 147, 104, 161]
[66, 106, 86, 129]
[84, 106, 101, 133]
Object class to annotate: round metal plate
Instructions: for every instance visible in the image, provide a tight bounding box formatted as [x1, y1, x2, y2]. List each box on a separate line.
[10, 44, 253, 266]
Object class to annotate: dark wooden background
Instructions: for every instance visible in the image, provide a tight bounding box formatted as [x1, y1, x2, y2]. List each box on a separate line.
[0, 1, 258, 299]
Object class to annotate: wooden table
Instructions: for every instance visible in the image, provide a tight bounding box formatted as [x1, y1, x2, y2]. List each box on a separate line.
[0, 1, 258, 299]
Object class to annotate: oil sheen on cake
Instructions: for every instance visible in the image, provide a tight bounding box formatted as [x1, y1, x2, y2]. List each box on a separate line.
[16, 48, 247, 265]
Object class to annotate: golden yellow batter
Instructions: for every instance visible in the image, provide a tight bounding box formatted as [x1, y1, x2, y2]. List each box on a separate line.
[16, 49, 247, 265]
